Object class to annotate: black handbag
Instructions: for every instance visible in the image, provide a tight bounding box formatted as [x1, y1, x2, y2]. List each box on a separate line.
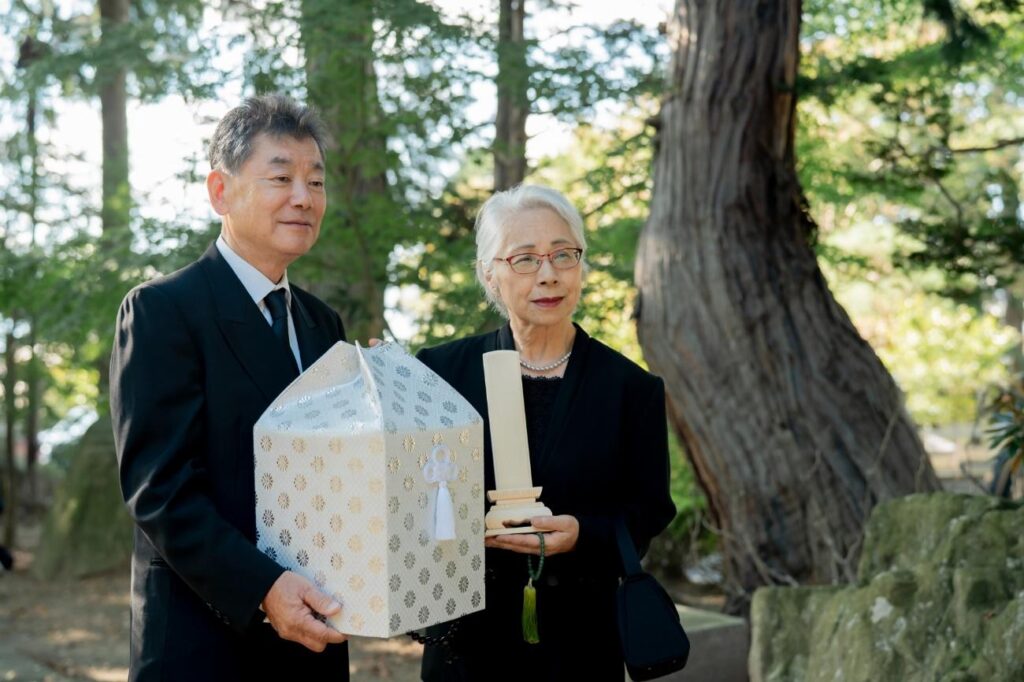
[615, 519, 690, 681]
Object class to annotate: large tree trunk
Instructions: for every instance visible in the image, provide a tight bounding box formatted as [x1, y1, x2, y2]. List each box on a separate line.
[97, 0, 130, 395]
[635, 0, 941, 611]
[300, 0, 391, 342]
[494, 0, 527, 191]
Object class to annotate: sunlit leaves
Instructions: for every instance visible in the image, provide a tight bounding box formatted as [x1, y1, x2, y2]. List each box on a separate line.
[799, 0, 1023, 303]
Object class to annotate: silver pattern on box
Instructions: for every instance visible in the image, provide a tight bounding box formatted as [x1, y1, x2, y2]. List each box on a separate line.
[254, 341, 486, 637]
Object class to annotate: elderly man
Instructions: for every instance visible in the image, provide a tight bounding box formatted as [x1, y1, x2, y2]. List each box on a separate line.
[110, 95, 349, 681]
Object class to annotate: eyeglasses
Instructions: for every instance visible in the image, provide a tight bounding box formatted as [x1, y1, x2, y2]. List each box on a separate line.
[493, 247, 584, 274]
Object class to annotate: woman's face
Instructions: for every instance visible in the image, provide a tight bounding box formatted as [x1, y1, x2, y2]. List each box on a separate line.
[487, 207, 583, 329]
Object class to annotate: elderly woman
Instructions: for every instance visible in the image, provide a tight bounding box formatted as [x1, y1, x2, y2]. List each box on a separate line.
[416, 185, 675, 681]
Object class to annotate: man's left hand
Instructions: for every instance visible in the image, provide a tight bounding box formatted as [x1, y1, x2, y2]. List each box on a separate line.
[484, 515, 579, 556]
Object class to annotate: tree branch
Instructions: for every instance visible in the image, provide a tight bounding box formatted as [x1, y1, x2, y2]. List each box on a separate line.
[581, 179, 649, 219]
[946, 137, 1024, 154]
[891, 133, 966, 229]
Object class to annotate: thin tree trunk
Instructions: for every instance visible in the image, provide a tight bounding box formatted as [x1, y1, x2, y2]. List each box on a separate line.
[1003, 288, 1023, 373]
[300, 0, 388, 342]
[494, 0, 527, 191]
[3, 331, 17, 548]
[635, 0, 940, 611]
[25, 327, 38, 509]
[24, 81, 40, 508]
[97, 0, 130, 395]
[456, 0, 530, 336]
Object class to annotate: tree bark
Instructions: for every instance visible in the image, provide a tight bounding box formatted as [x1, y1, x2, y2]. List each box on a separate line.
[494, 0, 528, 191]
[635, 0, 941, 610]
[24, 325, 38, 509]
[97, 0, 130, 395]
[24, 76, 41, 509]
[1002, 287, 1023, 373]
[3, 331, 17, 548]
[300, 0, 391, 342]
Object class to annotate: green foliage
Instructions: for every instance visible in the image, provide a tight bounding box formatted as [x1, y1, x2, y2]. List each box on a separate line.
[646, 426, 714, 579]
[987, 378, 1024, 454]
[800, 0, 1023, 427]
[528, 19, 667, 123]
[818, 209, 1019, 425]
[666, 428, 710, 539]
[393, 2, 666, 349]
[847, 284, 1018, 425]
[0, 0, 220, 443]
[800, 0, 1024, 302]
[5, 1, 215, 102]
[983, 374, 1024, 496]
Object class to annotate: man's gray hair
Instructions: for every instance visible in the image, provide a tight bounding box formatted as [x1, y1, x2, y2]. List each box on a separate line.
[208, 94, 328, 172]
[475, 184, 588, 318]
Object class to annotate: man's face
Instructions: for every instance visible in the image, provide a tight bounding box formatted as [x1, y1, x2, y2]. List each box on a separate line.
[209, 132, 326, 278]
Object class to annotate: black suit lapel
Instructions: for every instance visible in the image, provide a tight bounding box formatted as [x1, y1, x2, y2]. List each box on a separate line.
[198, 244, 300, 403]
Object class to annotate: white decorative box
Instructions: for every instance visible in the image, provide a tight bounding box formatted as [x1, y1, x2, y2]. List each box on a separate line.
[253, 341, 486, 637]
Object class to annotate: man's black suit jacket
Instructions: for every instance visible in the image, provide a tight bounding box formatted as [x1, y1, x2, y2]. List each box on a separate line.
[110, 244, 349, 681]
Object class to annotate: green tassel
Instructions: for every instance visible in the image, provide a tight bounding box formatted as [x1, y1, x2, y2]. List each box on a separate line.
[522, 579, 539, 644]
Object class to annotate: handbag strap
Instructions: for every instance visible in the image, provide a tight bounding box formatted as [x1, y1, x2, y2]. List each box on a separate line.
[614, 517, 643, 577]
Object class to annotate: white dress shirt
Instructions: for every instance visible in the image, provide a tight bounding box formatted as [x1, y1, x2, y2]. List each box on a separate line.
[216, 236, 303, 371]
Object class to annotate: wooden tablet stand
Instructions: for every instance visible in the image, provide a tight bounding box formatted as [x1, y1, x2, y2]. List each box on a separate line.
[484, 486, 553, 537]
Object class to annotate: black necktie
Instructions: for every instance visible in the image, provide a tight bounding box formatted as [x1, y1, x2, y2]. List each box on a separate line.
[264, 289, 299, 373]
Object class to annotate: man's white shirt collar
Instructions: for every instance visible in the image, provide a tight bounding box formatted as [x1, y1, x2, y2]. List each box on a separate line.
[215, 235, 303, 371]
[215, 236, 291, 306]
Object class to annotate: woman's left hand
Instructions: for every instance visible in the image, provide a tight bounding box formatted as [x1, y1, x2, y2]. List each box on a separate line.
[484, 515, 579, 556]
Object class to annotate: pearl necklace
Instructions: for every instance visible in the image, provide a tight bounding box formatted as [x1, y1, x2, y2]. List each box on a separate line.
[519, 350, 572, 372]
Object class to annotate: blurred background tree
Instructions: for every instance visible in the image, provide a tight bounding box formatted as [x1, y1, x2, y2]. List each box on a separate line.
[1, 0, 216, 566]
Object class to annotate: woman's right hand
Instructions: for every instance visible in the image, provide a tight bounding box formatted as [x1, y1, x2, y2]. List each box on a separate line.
[484, 515, 579, 556]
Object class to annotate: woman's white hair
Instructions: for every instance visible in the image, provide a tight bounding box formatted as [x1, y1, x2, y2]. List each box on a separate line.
[475, 184, 587, 318]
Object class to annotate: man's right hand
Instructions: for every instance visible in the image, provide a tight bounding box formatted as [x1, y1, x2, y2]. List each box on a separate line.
[261, 571, 348, 652]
